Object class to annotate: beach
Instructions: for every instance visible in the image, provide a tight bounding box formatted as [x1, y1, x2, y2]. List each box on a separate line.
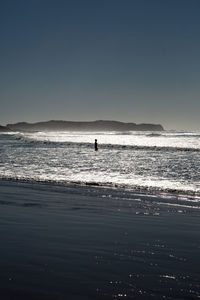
[1, 0, 200, 297]
[0, 180, 200, 299]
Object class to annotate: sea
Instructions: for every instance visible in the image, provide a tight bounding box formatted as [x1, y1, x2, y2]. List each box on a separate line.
[0, 129, 200, 208]
[1, 130, 200, 299]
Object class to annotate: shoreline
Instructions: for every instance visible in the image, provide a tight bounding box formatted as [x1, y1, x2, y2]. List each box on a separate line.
[0, 178, 200, 210]
[0, 180, 200, 299]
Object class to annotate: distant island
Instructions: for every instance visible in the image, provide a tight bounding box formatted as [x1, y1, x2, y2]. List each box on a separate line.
[6, 120, 164, 132]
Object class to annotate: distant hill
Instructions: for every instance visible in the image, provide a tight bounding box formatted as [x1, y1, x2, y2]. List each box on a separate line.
[7, 120, 164, 132]
[0, 125, 11, 132]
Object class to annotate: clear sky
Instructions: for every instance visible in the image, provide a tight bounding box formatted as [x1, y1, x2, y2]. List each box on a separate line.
[1, 0, 200, 130]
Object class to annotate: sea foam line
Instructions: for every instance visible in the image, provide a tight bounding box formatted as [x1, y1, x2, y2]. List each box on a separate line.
[1, 175, 200, 200]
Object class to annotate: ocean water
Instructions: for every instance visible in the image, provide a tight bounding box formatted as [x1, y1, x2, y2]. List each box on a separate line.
[0, 130, 200, 207]
[1, 130, 200, 299]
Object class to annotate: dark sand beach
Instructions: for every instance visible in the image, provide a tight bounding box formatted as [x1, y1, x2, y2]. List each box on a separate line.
[0, 180, 200, 299]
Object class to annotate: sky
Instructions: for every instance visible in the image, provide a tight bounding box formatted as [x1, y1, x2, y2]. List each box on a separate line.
[0, 0, 200, 130]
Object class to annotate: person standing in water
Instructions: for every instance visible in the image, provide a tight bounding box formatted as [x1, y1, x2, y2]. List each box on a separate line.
[95, 139, 98, 151]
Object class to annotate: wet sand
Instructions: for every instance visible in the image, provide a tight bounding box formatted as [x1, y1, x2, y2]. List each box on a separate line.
[0, 180, 200, 299]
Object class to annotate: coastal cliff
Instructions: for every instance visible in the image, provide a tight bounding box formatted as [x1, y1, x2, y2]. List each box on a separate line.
[7, 120, 164, 132]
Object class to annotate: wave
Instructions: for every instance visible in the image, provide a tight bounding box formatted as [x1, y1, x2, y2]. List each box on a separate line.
[145, 133, 162, 137]
[164, 134, 200, 138]
[1, 175, 200, 201]
[14, 136, 200, 152]
[0, 132, 20, 138]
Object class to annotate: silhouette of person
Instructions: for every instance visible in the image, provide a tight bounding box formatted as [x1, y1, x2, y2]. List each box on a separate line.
[95, 139, 98, 151]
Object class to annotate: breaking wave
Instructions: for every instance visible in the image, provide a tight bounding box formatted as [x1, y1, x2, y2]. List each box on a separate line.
[14, 135, 200, 152]
[1, 175, 200, 200]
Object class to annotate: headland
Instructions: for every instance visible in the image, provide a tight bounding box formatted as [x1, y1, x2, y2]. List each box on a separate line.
[6, 120, 164, 132]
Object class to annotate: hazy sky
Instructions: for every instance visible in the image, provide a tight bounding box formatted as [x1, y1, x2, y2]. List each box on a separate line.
[1, 0, 200, 130]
